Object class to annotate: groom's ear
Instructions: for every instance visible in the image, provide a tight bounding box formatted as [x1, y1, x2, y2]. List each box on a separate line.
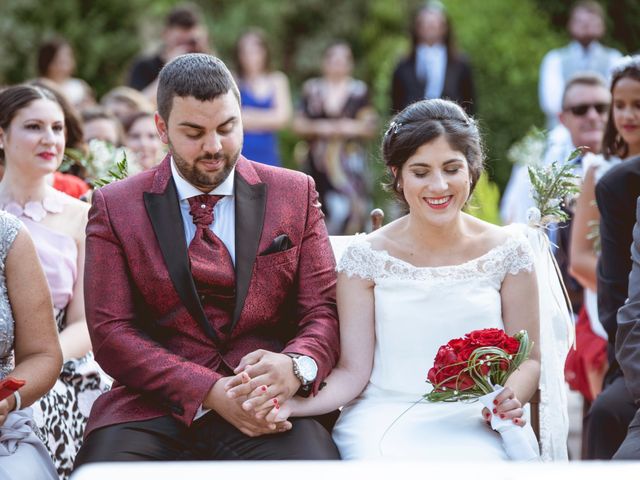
[155, 112, 169, 145]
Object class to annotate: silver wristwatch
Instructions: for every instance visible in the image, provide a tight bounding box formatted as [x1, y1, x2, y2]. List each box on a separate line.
[287, 354, 318, 387]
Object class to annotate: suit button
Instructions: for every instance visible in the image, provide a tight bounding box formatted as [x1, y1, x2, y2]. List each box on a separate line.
[199, 294, 206, 302]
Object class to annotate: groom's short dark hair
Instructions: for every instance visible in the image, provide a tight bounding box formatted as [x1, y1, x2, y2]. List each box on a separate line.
[157, 54, 240, 121]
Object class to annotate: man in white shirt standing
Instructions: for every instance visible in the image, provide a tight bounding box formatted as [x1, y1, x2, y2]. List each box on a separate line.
[539, 0, 621, 129]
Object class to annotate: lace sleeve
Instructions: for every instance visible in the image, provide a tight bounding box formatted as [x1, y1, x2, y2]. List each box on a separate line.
[0, 211, 21, 267]
[336, 235, 379, 281]
[505, 233, 535, 276]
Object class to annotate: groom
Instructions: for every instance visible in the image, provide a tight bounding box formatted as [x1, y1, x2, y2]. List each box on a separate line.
[74, 54, 340, 465]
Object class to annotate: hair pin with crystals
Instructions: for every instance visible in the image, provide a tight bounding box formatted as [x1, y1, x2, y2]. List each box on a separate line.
[385, 121, 403, 138]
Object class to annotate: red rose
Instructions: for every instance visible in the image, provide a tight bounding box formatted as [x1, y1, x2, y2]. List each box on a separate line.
[467, 328, 508, 347]
[447, 337, 477, 361]
[428, 345, 474, 391]
[503, 336, 520, 355]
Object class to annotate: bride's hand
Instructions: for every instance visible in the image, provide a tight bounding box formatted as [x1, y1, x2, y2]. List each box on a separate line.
[264, 399, 294, 423]
[482, 386, 527, 427]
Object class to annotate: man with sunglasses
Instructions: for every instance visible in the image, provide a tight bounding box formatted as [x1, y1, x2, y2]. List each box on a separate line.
[501, 73, 609, 225]
[558, 73, 611, 165]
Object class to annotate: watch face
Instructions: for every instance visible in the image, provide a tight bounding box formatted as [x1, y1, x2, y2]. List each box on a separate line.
[297, 356, 318, 383]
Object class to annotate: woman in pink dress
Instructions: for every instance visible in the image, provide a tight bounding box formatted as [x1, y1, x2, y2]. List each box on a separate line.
[0, 84, 109, 479]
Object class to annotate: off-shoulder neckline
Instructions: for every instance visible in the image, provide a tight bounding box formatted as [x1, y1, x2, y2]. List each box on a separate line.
[351, 232, 523, 272]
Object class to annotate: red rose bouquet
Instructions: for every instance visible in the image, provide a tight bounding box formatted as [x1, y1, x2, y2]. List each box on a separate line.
[425, 328, 539, 460]
[425, 328, 530, 401]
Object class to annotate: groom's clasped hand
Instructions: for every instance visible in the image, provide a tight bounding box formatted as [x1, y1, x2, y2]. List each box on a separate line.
[224, 349, 301, 433]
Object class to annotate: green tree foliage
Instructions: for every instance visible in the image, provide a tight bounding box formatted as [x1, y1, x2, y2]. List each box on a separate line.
[1, 0, 633, 213]
[0, 0, 181, 95]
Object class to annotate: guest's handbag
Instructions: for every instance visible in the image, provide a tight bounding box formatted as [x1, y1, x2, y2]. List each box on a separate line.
[0, 376, 25, 401]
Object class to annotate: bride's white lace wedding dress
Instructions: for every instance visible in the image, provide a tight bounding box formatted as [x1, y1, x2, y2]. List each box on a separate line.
[331, 229, 541, 461]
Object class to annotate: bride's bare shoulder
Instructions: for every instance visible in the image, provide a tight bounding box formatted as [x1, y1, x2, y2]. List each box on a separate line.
[364, 217, 405, 251]
[463, 214, 514, 250]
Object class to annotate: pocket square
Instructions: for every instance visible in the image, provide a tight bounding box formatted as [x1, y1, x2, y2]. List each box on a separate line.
[261, 234, 292, 255]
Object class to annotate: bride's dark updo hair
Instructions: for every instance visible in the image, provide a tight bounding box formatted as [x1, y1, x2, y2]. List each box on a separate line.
[382, 98, 484, 207]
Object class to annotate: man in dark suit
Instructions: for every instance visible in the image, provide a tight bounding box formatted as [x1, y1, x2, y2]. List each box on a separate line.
[74, 54, 340, 466]
[613, 197, 640, 459]
[587, 157, 640, 458]
[391, 3, 475, 114]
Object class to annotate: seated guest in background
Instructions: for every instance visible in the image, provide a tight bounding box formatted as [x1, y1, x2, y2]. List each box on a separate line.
[391, 2, 475, 114]
[101, 86, 155, 125]
[294, 42, 378, 235]
[588, 56, 640, 460]
[37, 36, 94, 110]
[0, 85, 110, 479]
[28, 79, 91, 197]
[81, 107, 123, 146]
[127, 3, 210, 103]
[234, 29, 292, 167]
[562, 74, 615, 406]
[123, 111, 165, 171]
[0, 212, 62, 480]
[74, 53, 340, 468]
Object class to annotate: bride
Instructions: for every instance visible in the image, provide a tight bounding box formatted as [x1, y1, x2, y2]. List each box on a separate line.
[233, 99, 542, 460]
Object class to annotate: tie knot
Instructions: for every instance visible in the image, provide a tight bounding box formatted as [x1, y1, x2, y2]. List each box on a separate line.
[188, 194, 224, 228]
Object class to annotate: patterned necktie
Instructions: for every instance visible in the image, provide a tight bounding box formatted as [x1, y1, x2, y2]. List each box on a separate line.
[187, 194, 234, 304]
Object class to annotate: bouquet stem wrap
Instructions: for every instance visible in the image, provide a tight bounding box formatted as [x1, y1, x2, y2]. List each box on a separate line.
[478, 385, 539, 461]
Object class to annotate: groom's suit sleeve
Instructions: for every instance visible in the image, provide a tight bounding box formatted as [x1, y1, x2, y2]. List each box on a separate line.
[85, 188, 220, 426]
[281, 175, 340, 395]
[616, 197, 640, 404]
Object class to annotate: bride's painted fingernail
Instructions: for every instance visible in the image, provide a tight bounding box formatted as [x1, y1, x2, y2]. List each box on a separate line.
[514, 418, 520, 424]
[493, 399, 498, 405]
[500, 414, 505, 419]
[492, 408, 497, 414]
[261, 385, 267, 392]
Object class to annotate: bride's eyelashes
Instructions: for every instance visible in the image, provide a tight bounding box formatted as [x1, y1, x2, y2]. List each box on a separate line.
[410, 167, 461, 179]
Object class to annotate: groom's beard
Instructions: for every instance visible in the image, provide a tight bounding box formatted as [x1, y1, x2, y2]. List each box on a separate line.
[170, 140, 240, 192]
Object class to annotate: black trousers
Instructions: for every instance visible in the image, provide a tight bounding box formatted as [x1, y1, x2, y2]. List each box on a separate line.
[74, 412, 340, 468]
[614, 408, 640, 459]
[584, 375, 637, 459]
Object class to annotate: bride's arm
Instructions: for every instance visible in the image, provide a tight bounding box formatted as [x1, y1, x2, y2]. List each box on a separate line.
[498, 266, 541, 418]
[233, 271, 376, 419]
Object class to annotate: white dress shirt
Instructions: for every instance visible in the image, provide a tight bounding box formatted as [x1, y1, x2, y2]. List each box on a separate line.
[539, 41, 622, 128]
[416, 43, 447, 100]
[170, 158, 236, 265]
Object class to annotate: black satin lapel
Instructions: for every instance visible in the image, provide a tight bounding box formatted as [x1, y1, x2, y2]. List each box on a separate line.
[232, 175, 267, 330]
[143, 180, 219, 342]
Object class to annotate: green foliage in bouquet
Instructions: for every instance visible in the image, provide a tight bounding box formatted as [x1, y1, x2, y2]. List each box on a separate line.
[61, 139, 133, 187]
[527, 149, 581, 225]
[92, 156, 129, 188]
[425, 330, 532, 402]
